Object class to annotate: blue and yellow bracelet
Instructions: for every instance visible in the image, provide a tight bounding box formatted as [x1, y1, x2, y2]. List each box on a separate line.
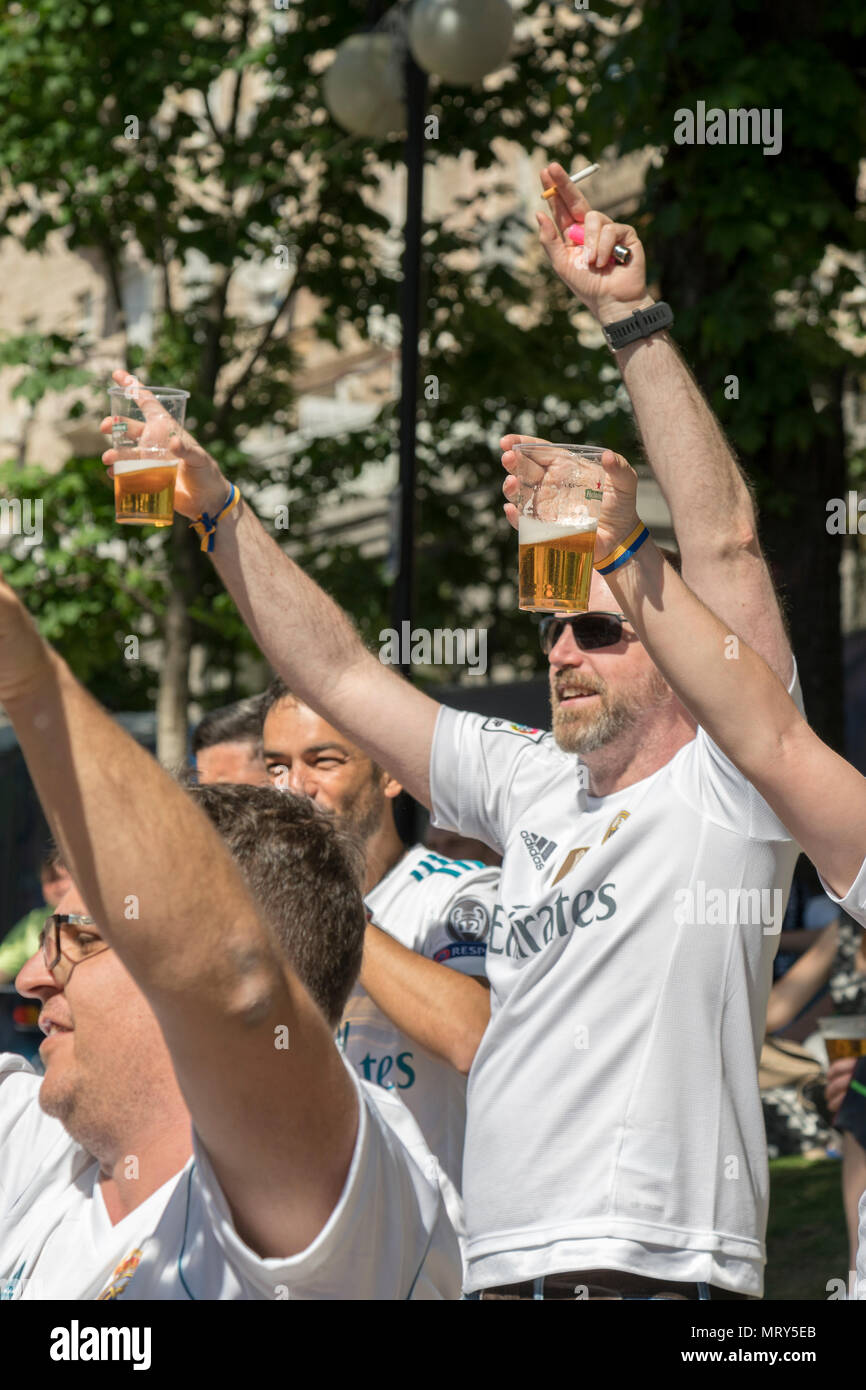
[593, 520, 650, 575]
[189, 483, 241, 553]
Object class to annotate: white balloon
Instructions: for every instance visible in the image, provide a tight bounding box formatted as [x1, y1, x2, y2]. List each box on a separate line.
[322, 33, 406, 137]
[409, 0, 515, 85]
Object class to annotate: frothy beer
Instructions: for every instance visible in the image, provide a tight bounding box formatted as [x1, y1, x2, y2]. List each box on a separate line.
[114, 457, 177, 527]
[518, 517, 597, 613]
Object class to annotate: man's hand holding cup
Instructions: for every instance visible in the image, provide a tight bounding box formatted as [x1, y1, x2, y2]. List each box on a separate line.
[100, 370, 231, 524]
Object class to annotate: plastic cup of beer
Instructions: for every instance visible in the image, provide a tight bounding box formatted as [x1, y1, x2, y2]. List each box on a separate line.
[818, 1016, 866, 1063]
[108, 383, 189, 527]
[513, 444, 605, 613]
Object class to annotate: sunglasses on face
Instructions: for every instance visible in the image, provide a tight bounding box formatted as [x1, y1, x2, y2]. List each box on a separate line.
[538, 612, 630, 656]
[38, 914, 110, 984]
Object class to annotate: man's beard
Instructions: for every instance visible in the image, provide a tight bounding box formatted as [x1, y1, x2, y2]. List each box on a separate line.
[551, 666, 672, 754]
[336, 775, 387, 843]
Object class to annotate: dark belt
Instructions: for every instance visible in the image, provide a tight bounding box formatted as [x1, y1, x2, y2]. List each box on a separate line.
[476, 1269, 752, 1301]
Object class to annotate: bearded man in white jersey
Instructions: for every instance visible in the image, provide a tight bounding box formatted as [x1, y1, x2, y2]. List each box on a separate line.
[100, 164, 799, 1299]
[0, 583, 460, 1300]
[260, 677, 498, 1221]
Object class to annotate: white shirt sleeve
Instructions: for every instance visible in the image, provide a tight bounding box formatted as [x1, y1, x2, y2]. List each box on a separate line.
[429, 706, 560, 853]
[419, 868, 499, 979]
[669, 663, 804, 840]
[820, 856, 866, 931]
[189, 1062, 462, 1300]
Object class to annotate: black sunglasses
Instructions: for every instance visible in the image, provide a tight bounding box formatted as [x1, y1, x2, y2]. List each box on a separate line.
[538, 611, 630, 655]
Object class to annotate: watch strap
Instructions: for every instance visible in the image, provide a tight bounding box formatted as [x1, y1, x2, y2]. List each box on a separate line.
[602, 301, 673, 350]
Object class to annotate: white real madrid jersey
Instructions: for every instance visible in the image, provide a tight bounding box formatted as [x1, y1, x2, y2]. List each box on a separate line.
[338, 844, 498, 1200]
[429, 685, 801, 1297]
[0, 1052, 460, 1300]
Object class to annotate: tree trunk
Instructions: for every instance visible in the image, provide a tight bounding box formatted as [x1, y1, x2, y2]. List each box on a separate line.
[758, 379, 847, 751]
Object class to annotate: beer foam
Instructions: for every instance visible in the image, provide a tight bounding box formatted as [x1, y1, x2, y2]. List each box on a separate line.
[113, 456, 177, 475]
[518, 516, 597, 543]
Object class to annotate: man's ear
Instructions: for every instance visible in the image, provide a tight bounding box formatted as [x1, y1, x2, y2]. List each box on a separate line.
[382, 771, 403, 800]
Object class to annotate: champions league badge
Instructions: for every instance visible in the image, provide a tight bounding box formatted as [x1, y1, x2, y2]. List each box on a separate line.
[446, 897, 491, 944]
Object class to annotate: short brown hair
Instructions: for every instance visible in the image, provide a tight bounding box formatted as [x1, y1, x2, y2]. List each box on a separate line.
[187, 783, 366, 1027]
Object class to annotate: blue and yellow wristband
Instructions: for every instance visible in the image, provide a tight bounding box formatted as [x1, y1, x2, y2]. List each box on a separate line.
[593, 520, 650, 576]
[189, 483, 241, 553]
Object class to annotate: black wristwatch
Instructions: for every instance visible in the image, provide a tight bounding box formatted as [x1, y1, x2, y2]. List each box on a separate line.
[602, 301, 673, 351]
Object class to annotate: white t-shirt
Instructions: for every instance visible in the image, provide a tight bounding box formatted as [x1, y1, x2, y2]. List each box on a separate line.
[430, 694, 801, 1297]
[0, 1051, 461, 1300]
[338, 844, 498, 1199]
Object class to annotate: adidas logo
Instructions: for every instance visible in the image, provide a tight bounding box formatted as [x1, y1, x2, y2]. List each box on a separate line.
[520, 830, 558, 871]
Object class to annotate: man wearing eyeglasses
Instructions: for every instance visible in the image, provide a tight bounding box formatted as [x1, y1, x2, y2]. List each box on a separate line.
[99, 166, 798, 1300]
[0, 597, 460, 1300]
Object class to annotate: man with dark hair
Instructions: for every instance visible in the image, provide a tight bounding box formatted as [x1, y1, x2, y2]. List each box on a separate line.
[192, 694, 268, 785]
[0, 577, 460, 1300]
[259, 676, 498, 1224]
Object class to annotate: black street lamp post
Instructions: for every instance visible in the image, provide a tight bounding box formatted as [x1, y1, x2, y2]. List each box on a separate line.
[391, 48, 428, 680]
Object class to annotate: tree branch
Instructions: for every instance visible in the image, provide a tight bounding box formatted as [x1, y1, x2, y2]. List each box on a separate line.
[202, 87, 223, 146]
[108, 572, 164, 623]
[212, 236, 315, 433]
[98, 234, 128, 358]
[228, 3, 253, 146]
[199, 269, 232, 406]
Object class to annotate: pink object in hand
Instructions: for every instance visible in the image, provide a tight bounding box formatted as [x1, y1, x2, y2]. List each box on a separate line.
[565, 222, 585, 246]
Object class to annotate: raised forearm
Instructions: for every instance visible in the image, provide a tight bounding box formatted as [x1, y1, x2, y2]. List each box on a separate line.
[608, 541, 788, 763]
[598, 309, 791, 682]
[4, 653, 280, 1010]
[603, 311, 755, 548]
[607, 542, 866, 897]
[210, 500, 438, 804]
[360, 925, 490, 1075]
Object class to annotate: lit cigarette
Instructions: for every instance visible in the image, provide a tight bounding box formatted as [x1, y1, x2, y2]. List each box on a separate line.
[541, 163, 600, 199]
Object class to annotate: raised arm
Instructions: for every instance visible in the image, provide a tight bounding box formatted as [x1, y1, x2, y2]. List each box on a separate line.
[537, 163, 791, 683]
[0, 573, 358, 1258]
[101, 372, 439, 807]
[611, 544, 866, 897]
[506, 450, 866, 900]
